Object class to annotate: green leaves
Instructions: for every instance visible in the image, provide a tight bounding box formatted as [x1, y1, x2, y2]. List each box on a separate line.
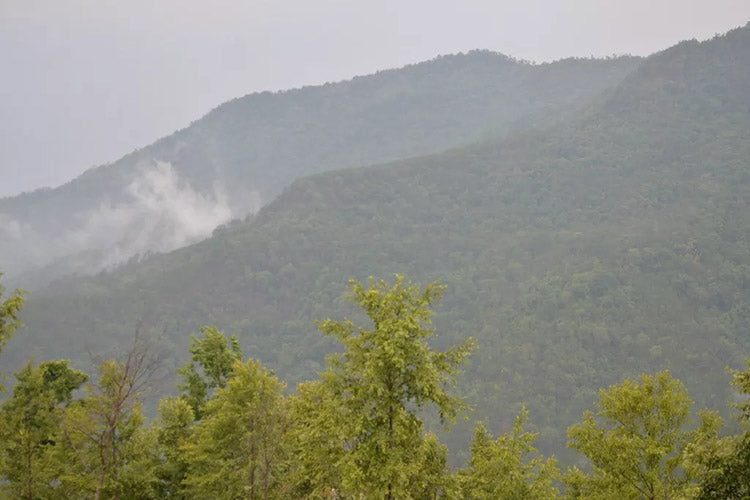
[566, 371, 723, 499]
[728, 359, 750, 422]
[4, 274, 750, 499]
[317, 275, 474, 498]
[182, 359, 287, 499]
[153, 397, 194, 498]
[693, 360, 750, 499]
[283, 379, 346, 499]
[0, 360, 88, 499]
[0, 274, 25, 354]
[462, 409, 561, 500]
[178, 326, 243, 418]
[0, 274, 26, 392]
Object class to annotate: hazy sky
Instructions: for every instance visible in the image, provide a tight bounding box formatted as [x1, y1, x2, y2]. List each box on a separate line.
[1, 1, 748, 198]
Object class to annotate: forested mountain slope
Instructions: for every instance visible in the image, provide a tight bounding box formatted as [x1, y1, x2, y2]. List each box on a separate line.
[0, 52, 640, 287]
[9, 24, 750, 461]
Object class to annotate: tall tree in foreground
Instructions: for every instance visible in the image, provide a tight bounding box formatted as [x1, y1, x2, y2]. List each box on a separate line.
[0, 273, 26, 485]
[153, 396, 195, 499]
[461, 408, 560, 499]
[0, 360, 88, 499]
[0, 273, 26, 387]
[182, 358, 287, 500]
[695, 360, 750, 499]
[565, 370, 722, 500]
[178, 325, 243, 419]
[282, 378, 347, 499]
[59, 331, 161, 499]
[317, 275, 475, 499]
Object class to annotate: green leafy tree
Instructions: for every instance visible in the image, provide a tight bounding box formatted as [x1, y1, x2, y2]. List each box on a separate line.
[0, 274, 28, 490]
[282, 378, 346, 499]
[566, 370, 722, 500]
[285, 381, 455, 500]
[0, 360, 87, 499]
[695, 360, 750, 499]
[0, 273, 25, 388]
[183, 358, 287, 500]
[317, 275, 475, 499]
[58, 334, 160, 499]
[178, 326, 243, 418]
[153, 397, 195, 499]
[461, 408, 560, 499]
[407, 432, 457, 500]
[729, 359, 750, 421]
[694, 434, 750, 500]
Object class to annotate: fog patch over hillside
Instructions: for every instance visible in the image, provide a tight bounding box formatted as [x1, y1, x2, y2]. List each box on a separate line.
[73, 161, 234, 267]
[0, 161, 236, 283]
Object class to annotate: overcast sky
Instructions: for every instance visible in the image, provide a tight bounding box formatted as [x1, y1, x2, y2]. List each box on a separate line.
[1, 1, 748, 198]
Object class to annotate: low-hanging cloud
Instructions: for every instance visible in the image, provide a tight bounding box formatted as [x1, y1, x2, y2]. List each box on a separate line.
[0, 161, 237, 283]
[74, 161, 234, 268]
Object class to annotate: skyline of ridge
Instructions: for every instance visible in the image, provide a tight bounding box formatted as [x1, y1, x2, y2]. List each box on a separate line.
[1, 1, 748, 197]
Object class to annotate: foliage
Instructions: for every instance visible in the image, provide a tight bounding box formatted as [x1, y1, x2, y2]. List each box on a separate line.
[695, 360, 750, 499]
[407, 433, 457, 500]
[8, 24, 750, 463]
[4, 274, 750, 498]
[282, 379, 347, 499]
[317, 276, 474, 498]
[57, 334, 161, 499]
[0, 360, 87, 499]
[0, 273, 26, 390]
[0, 51, 640, 287]
[461, 409, 561, 499]
[182, 358, 287, 500]
[154, 397, 194, 499]
[177, 325, 242, 418]
[695, 434, 750, 500]
[729, 359, 750, 422]
[565, 371, 723, 499]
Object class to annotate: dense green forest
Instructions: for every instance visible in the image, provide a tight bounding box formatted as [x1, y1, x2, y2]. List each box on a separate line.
[1, 275, 749, 499]
[7, 23, 749, 467]
[0, 51, 640, 288]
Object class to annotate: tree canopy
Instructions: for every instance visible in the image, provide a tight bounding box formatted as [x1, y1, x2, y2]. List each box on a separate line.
[0, 275, 749, 499]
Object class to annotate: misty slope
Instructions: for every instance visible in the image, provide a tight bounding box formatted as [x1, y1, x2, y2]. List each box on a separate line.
[10, 24, 750, 461]
[0, 53, 641, 287]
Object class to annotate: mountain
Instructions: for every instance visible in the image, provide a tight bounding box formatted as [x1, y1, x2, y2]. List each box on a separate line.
[0, 53, 641, 287]
[8, 23, 750, 462]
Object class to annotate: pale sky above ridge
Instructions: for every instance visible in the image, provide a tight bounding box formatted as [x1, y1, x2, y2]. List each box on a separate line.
[1, 0, 748, 197]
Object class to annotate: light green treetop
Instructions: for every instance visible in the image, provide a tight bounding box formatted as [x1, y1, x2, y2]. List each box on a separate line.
[58, 333, 160, 499]
[178, 325, 243, 418]
[0, 273, 26, 391]
[318, 275, 475, 499]
[566, 370, 722, 500]
[729, 359, 750, 423]
[182, 358, 287, 500]
[692, 360, 750, 499]
[282, 378, 347, 499]
[462, 408, 561, 500]
[0, 360, 88, 499]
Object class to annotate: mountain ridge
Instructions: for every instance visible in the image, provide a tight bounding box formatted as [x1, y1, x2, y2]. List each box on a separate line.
[0, 51, 642, 287]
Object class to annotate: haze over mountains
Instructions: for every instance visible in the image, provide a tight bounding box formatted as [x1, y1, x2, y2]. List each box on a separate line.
[0, 52, 640, 287]
[4, 22, 750, 462]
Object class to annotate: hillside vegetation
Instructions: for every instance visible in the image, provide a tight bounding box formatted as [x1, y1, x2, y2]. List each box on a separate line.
[2, 276, 749, 498]
[0, 52, 640, 286]
[7, 24, 750, 463]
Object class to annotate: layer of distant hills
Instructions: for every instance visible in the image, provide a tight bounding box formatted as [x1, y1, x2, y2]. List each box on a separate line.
[3, 23, 749, 462]
[1, 52, 640, 287]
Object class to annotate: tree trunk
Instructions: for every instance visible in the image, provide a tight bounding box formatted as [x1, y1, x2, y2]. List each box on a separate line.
[26, 438, 34, 500]
[250, 440, 257, 500]
[386, 403, 393, 500]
